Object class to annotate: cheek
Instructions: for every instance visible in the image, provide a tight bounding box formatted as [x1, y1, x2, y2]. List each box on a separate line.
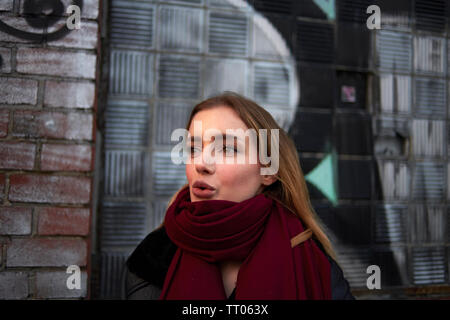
[218, 163, 261, 188]
[185, 164, 194, 183]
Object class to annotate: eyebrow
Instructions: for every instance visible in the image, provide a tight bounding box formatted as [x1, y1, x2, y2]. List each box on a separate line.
[189, 134, 240, 144]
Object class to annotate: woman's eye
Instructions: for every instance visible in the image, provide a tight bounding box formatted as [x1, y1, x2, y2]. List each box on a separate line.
[223, 146, 238, 153]
[189, 147, 201, 156]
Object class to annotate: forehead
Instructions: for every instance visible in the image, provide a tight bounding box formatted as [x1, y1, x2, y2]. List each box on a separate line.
[188, 106, 248, 132]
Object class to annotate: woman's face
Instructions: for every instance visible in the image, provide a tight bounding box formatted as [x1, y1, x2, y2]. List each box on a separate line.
[186, 105, 270, 202]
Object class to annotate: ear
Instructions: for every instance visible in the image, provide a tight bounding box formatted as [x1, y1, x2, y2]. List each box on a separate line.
[261, 174, 277, 186]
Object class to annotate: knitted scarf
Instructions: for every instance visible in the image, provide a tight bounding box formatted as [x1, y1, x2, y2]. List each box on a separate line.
[159, 186, 331, 300]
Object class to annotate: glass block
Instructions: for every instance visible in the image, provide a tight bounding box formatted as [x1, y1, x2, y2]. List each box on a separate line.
[110, 0, 154, 48]
[373, 248, 408, 286]
[99, 252, 129, 299]
[377, 0, 411, 31]
[150, 201, 169, 231]
[158, 6, 202, 52]
[412, 120, 445, 157]
[109, 50, 153, 96]
[376, 30, 412, 72]
[253, 0, 293, 15]
[158, 55, 200, 98]
[104, 100, 149, 147]
[376, 161, 409, 200]
[414, 36, 445, 74]
[334, 249, 372, 289]
[337, 0, 372, 24]
[412, 162, 445, 200]
[414, 78, 446, 117]
[289, 111, 332, 153]
[338, 160, 372, 199]
[411, 247, 446, 285]
[152, 151, 188, 197]
[252, 13, 290, 60]
[375, 204, 407, 243]
[253, 62, 291, 106]
[155, 101, 192, 146]
[296, 20, 334, 63]
[100, 201, 147, 247]
[104, 150, 147, 197]
[415, 0, 446, 34]
[379, 74, 411, 114]
[298, 65, 335, 108]
[409, 205, 446, 243]
[208, 11, 248, 56]
[204, 59, 247, 98]
[335, 114, 373, 155]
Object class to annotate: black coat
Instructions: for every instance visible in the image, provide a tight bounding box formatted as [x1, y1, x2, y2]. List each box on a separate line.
[121, 226, 355, 300]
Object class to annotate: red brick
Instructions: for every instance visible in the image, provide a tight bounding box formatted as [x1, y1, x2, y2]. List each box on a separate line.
[0, 47, 11, 73]
[0, 173, 5, 200]
[13, 111, 93, 140]
[16, 47, 96, 79]
[44, 80, 95, 109]
[0, 17, 45, 43]
[0, 110, 8, 137]
[9, 174, 91, 204]
[37, 207, 90, 236]
[0, 207, 32, 235]
[0, 77, 38, 105]
[41, 144, 92, 172]
[6, 238, 87, 267]
[0, 272, 28, 299]
[36, 270, 87, 299]
[49, 21, 99, 49]
[0, 141, 36, 170]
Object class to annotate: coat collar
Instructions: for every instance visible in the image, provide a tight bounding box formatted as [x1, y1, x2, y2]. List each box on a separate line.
[126, 226, 177, 289]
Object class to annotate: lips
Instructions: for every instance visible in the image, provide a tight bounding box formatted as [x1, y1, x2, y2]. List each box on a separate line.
[192, 181, 216, 199]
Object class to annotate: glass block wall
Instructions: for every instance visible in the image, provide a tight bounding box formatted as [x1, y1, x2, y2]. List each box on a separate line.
[94, 0, 450, 299]
[95, 0, 299, 298]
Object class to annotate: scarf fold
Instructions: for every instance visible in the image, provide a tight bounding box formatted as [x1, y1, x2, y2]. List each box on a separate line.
[159, 187, 331, 300]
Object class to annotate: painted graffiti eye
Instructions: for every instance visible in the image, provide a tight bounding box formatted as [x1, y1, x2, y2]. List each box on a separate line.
[0, 0, 83, 42]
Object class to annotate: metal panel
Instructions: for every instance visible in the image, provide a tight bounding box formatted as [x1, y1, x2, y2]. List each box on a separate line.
[296, 21, 334, 63]
[152, 151, 188, 197]
[158, 55, 200, 98]
[409, 205, 446, 243]
[412, 120, 445, 157]
[414, 78, 446, 117]
[110, 0, 154, 48]
[375, 204, 406, 243]
[415, 0, 446, 34]
[377, 161, 409, 200]
[158, 6, 202, 52]
[155, 101, 192, 146]
[204, 59, 247, 98]
[208, 11, 248, 56]
[379, 74, 411, 113]
[376, 31, 412, 72]
[99, 252, 129, 299]
[104, 150, 146, 197]
[414, 36, 445, 74]
[253, 62, 290, 106]
[109, 50, 153, 96]
[412, 162, 445, 200]
[411, 247, 446, 285]
[101, 202, 147, 247]
[104, 100, 149, 147]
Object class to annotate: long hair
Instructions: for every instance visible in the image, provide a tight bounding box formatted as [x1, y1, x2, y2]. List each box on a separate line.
[157, 92, 337, 261]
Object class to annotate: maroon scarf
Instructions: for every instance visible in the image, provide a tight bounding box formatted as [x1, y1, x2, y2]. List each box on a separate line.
[159, 187, 331, 300]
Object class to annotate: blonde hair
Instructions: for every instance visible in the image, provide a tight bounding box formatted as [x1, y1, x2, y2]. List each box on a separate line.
[157, 92, 337, 261]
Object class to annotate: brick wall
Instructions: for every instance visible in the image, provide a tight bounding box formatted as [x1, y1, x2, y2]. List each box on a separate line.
[0, 0, 100, 299]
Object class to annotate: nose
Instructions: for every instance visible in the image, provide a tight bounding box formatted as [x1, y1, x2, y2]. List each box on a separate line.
[194, 145, 216, 175]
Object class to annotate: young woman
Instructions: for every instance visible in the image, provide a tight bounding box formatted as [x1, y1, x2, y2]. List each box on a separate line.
[122, 92, 354, 300]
